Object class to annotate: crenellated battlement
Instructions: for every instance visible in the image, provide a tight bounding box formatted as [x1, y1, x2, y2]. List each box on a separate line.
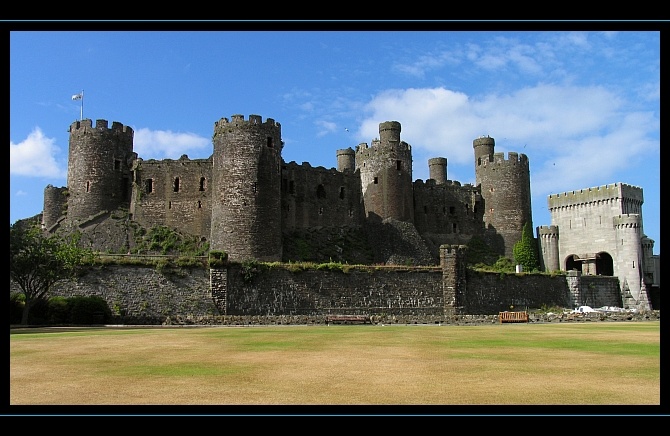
[548, 182, 643, 209]
[537, 225, 559, 237]
[69, 119, 134, 136]
[355, 140, 411, 154]
[613, 214, 642, 228]
[480, 151, 529, 165]
[214, 114, 280, 128]
[414, 179, 463, 187]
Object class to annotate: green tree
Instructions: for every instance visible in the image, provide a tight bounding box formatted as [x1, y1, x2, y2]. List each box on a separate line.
[513, 222, 539, 272]
[10, 223, 93, 325]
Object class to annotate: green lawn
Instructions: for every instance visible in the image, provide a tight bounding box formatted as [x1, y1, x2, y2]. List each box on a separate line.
[10, 322, 660, 406]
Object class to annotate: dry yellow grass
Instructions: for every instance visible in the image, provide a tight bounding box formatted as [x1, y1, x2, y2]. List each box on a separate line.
[10, 322, 660, 406]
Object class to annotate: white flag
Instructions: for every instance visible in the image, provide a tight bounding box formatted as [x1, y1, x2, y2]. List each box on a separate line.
[72, 93, 83, 101]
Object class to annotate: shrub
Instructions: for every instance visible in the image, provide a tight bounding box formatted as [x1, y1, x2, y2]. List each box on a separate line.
[9, 294, 24, 325]
[208, 250, 228, 268]
[68, 296, 112, 325]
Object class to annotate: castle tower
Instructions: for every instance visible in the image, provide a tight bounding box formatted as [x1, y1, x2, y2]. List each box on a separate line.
[42, 184, 68, 229]
[428, 157, 447, 184]
[440, 244, 467, 316]
[336, 147, 356, 172]
[613, 214, 647, 308]
[537, 225, 560, 272]
[355, 121, 414, 223]
[211, 114, 283, 262]
[66, 119, 134, 222]
[473, 136, 532, 259]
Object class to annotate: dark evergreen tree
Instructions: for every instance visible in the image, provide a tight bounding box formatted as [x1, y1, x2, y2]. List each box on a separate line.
[513, 222, 539, 272]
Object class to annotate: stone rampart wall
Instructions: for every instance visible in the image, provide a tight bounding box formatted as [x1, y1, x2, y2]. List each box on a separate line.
[10, 264, 626, 325]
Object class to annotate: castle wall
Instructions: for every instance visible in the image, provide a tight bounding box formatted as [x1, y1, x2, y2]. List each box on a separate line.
[15, 262, 628, 324]
[412, 179, 484, 244]
[131, 156, 212, 239]
[281, 161, 364, 231]
[66, 119, 134, 222]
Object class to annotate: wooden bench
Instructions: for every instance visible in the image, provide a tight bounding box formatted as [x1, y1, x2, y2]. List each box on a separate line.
[325, 315, 371, 325]
[499, 311, 529, 323]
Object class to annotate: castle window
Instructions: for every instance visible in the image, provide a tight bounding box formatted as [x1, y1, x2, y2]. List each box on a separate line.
[199, 177, 206, 191]
[317, 184, 326, 199]
[453, 223, 457, 233]
[319, 207, 324, 215]
[198, 201, 202, 209]
[449, 206, 455, 215]
[396, 160, 401, 170]
[267, 137, 274, 148]
[424, 206, 428, 214]
[114, 159, 121, 170]
[339, 187, 345, 199]
[173, 177, 180, 192]
[86, 181, 91, 193]
[145, 179, 153, 193]
[374, 177, 378, 184]
[168, 201, 172, 209]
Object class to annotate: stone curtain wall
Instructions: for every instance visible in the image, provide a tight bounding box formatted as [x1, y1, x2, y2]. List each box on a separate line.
[10, 264, 626, 324]
[464, 271, 572, 314]
[46, 265, 217, 324]
[224, 266, 444, 317]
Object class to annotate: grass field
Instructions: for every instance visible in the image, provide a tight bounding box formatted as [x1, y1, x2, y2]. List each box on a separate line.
[9, 322, 660, 407]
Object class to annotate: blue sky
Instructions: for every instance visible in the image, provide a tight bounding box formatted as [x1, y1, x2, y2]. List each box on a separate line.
[9, 27, 660, 255]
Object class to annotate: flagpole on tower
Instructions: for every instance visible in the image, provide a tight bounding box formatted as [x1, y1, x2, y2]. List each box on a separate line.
[72, 90, 84, 120]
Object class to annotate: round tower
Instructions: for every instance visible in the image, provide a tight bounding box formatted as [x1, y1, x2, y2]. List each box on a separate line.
[473, 135, 495, 177]
[428, 157, 447, 184]
[66, 119, 134, 223]
[537, 225, 559, 272]
[613, 214, 644, 305]
[211, 114, 283, 262]
[336, 147, 355, 172]
[355, 121, 413, 223]
[42, 184, 68, 229]
[473, 136, 532, 259]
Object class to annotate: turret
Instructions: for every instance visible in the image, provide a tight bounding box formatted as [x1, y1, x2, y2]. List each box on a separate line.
[428, 157, 447, 184]
[537, 225, 559, 272]
[613, 214, 645, 307]
[42, 184, 68, 229]
[336, 147, 355, 172]
[66, 119, 134, 222]
[210, 114, 283, 262]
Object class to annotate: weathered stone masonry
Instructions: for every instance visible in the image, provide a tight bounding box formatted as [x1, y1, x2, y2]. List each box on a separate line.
[18, 244, 624, 325]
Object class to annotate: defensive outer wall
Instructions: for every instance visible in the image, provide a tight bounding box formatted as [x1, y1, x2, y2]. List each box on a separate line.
[12, 245, 630, 325]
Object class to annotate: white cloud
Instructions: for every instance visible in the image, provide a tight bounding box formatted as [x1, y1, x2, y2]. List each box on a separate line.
[10, 127, 65, 178]
[315, 120, 337, 137]
[360, 84, 658, 202]
[133, 128, 211, 160]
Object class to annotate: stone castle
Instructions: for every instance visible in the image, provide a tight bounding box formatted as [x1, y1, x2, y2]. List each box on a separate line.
[38, 114, 658, 311]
